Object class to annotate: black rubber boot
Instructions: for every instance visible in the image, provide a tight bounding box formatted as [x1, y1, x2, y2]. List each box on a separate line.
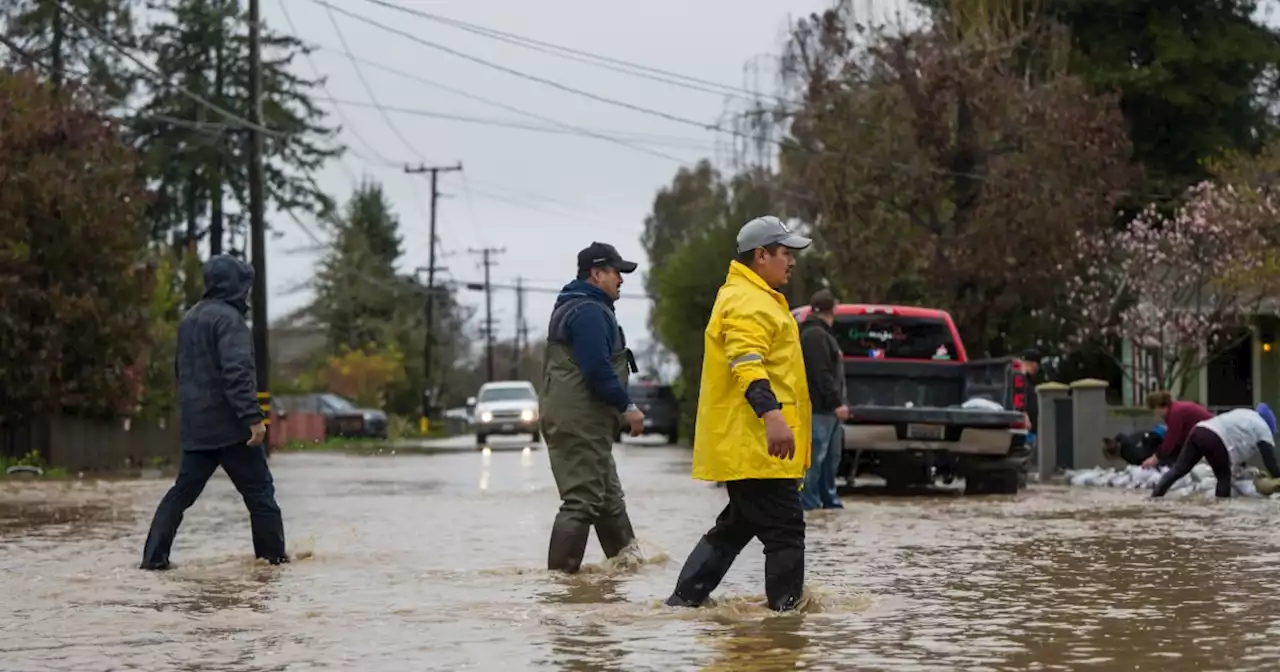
[664, 536, 739, 607]
[595, 509, 636, 559]
[764, 546, 805, 612]
[547, 513, 591, 573]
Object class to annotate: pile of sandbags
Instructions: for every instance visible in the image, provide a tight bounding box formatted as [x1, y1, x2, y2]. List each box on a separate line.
[1064, 463, 1268, 498]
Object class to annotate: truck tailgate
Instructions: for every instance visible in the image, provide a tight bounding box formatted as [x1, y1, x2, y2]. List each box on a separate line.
[849, 405, 1024, 428]
[843, 405, 1026, 456]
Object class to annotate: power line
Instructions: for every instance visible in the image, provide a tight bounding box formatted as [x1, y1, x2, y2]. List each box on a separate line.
[309, 0, 987, 182]
[278, 0, 394, 168]
[321, 0, 429, 163]
[303, 41, 684, 163]
[449, 277, 653, 301]
[313, 1, 727, 134]
[332, 148, 621, 231]
[57, 3, 287, 138]
[310, 96, 719, 151]
[355, 0, 787, 103]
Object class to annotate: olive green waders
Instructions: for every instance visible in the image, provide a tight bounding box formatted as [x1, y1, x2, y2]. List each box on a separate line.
[539, 297, 638, 573]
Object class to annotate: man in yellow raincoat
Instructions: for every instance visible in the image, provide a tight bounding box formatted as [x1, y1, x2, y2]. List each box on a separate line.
[664, 215, 813, 612]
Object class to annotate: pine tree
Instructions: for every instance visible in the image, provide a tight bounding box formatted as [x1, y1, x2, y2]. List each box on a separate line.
[1, 0, 138, 99]
[132, 0, 339, 251]
[310, 180, 404, 351]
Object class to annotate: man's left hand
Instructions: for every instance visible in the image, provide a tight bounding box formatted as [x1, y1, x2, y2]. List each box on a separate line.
[247, 421, 267, 446]
[624, 408, 645, 437]
[1141, 454, 1158, 469]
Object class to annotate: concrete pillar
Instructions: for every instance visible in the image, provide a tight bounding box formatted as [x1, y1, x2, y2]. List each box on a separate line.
[1036, 382, 1071, 481]
[1070, 378, 1110, 470]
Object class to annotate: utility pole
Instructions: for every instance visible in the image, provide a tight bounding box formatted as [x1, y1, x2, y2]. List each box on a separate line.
[209, 22, 226, 256]
[469, 247, 506, 383]
[247, 0, 271, 435]
[50, 0, 64, 92]
[405, 162, 462, 429]
[413, 264, 446, 432]
[511, 277, 527, 379]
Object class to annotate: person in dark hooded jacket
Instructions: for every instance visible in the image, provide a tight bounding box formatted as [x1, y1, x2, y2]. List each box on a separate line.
[539, 242, 644, 573]
[798, 290, 849, 510]
[140, 255, 288, 570]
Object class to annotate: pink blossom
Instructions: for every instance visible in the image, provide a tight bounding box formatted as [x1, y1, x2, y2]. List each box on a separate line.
[1064, 181, 1280, 390]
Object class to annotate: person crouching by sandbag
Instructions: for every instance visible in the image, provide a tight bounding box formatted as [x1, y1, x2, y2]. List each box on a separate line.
[1152, 404, 1280, 499]
[1102, 423, 1167, 467]
[1142, 391, 1212, 468]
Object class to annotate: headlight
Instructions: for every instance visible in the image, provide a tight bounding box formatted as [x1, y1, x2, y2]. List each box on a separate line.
[480, 411, 493, 423]
[520, 409, 536, 422]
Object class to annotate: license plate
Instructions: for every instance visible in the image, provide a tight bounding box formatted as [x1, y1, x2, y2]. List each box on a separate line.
[906, 423, 945, 440]
[502, 423, 514, 432]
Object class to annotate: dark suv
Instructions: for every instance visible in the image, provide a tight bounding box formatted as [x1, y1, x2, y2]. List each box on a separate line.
[625, 381, 680, 444]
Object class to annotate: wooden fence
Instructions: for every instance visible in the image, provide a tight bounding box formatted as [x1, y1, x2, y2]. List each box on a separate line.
[1, 414, 179, 472]
[268, 411, 326, 449]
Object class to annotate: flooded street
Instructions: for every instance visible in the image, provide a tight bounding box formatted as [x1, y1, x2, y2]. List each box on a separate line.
[3, 439, 1280, 671]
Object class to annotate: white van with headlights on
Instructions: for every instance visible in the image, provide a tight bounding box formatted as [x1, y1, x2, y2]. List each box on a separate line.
[471, 380, 540, 446]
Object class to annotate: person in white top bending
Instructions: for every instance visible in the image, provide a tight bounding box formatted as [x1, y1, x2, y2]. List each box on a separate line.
[1151, 403, 1280, 498]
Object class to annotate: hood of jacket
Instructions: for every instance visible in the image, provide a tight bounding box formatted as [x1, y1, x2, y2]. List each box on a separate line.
[800, 314, 832, 334]
[554, 279, 615, 311]
[203, 255, 254, 314]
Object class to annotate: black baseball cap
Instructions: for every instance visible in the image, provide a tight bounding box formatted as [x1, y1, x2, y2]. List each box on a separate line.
[577, 242, 638, 274]
[1020, 347, 1043, 362]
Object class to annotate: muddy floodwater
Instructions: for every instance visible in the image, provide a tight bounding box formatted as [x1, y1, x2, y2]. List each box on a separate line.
[3, 438, 1280, 671]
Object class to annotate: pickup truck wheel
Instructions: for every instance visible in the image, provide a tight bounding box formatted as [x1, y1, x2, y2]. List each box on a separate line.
[476, 433, 488, 447]
[531, 430, 541, 443]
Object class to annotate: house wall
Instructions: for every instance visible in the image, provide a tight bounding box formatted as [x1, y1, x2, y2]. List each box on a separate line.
[1120, 317, 1274, 406]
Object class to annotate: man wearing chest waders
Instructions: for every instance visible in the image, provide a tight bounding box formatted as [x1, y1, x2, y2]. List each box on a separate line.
[540, 242, 646, 573]
[665, 215, 814, 612]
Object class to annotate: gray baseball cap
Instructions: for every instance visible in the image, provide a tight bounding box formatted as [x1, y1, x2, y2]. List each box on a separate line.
[736, 216, 812, 253]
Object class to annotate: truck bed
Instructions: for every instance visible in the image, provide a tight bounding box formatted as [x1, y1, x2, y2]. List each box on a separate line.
[841, 356, 1026, 455]
[843, 358, 1020, 410]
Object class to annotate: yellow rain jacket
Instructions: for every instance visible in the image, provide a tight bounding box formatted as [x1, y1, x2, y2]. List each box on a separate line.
[692, 261, 812, 482]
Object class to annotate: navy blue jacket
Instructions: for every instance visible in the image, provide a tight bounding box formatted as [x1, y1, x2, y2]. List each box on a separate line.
[551, 280, 632, 412]
[177, 256, 264, 451]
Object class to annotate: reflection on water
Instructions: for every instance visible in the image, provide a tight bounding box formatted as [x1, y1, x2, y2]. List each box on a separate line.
[702, 617, 811, 672]
[3, 444, 1280, 670]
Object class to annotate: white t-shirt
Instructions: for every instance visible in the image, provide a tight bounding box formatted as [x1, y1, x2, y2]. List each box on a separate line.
[1197, 409, 1275, 465]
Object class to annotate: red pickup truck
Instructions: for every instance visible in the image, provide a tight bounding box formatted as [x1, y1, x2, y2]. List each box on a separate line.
[791, 303, 1032, 495]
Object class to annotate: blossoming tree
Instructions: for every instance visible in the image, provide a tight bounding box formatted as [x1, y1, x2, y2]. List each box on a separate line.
[1065, 181, 1280, 393]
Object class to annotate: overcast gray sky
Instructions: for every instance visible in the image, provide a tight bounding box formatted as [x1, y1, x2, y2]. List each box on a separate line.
[259, 0, 854, 373]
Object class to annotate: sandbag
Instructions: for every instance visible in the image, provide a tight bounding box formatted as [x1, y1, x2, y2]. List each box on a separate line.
[1062, 465, 1272, 498]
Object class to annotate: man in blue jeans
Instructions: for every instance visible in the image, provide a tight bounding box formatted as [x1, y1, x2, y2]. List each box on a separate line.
[798, 290, 849, 510]
[140, 255, 288, 570]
